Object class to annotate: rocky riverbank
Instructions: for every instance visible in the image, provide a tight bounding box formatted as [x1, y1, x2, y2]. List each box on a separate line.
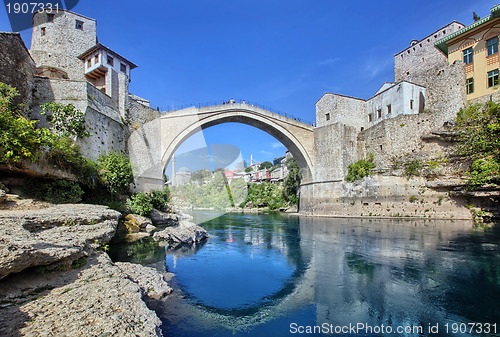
[0, 203, 174, 337]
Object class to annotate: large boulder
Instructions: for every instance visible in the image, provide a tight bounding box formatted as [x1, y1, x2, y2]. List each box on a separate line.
[153, 220, 209, 244]
[124, 214, 153, 233]
[150, 209, 179, 226]
[115, 261, 172, 299]
[0, 204, 121, 280]
[0, 252, 165, 337]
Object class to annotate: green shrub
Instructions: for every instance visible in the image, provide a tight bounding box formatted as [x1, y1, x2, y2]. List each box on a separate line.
[33, 180, 84, 204]
[405, 159, 422, 177]
[150, 188, 171, 212]
[283, 158, 301, 205]
[40, 102, 90, 138]
[467, 157, 500, 187]
[346, 153, 376, 182]
[97, 151, 134, 196]
[0, 83, 45, 164]
[454, 102, 500, 187]
[127, 192, 153, 216]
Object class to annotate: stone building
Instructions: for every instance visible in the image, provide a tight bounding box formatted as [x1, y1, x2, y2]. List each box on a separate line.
[316, 81, 425, 131]
[22, 9, 158, 161]
[395, 21, 465, 83]
[435, 4, 500, 101]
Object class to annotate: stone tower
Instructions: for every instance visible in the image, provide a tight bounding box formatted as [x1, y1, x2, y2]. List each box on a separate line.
[30, 9, 97, 81]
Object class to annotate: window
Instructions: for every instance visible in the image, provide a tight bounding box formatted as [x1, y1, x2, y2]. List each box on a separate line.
[387, 104, 391, 114]
[107, 56, 114, 66]
[377, 109, 381, 119]
[75, 20, 84, 30]
[463, 47, 473, 64]
[466, 78, 474, 94]
[120, 63, 127, 73]
[368, 114, 372, 122]
[47, 14, 54, 23]
[325, 113, 330, 121]
[87, 59, 91, 68]
[487, 37, 498, 56]
[95, 54, 99, 63]
[488, 69, 499, 87]
[410, 99, 414, 110]
[41, 27, 46, 36]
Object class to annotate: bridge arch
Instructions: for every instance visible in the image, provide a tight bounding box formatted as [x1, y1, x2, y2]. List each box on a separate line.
[159, 104, 314, 181]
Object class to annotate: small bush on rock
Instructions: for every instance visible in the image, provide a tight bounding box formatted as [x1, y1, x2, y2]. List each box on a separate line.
[33, 179, 84, 204]
[346, 153, 376, 182]
[127, 192, 153, 216]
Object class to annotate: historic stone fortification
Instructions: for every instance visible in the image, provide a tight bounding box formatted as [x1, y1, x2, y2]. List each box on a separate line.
[0, 32, 36, 109]
[300, 22, 470, 219]
[394, 21, 464, 83]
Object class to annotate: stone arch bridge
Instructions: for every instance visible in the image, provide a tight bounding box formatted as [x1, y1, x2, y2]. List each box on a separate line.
[128, 103, 315, 190]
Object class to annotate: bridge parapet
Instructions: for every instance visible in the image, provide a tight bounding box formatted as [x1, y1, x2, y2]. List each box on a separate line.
[161, 101, 315, 126]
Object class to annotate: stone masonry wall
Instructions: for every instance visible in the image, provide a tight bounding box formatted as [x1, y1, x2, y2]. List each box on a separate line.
[30, 10, 97, 81]
[394, 21, 464, 83]
[316, 93, 366, 131]
[0, 32, 36, 110]
[31, 77, 126, 159]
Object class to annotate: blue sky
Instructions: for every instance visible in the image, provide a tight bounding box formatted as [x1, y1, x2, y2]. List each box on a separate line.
[1, 0, 497, 169]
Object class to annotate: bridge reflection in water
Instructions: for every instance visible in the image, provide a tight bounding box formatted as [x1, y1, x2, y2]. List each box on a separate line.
[156, 213, 500, 336]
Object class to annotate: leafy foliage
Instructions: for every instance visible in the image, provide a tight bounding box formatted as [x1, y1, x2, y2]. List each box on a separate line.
[346, 153, 375, 182]
[454, 102, 500, 187]
[404, 159, 422, 177]
[127, 192, 154, 216]
[241, 182, 286, 210]
[97, 151, 134, 196]
[173, 172, 246, 210]
[0, 83, 45, 163]
[259, 161, 273, 170]
[282, 158, 301, 205]
[32, 179, 84, 204]
[150, 189, 171, 212]
[126, 188, 171, 216]
[41, 102, 90, 138]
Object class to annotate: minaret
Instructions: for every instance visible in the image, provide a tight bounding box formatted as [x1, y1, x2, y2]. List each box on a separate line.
[250, 154, 253, 166]
[171, 154, 176, 186]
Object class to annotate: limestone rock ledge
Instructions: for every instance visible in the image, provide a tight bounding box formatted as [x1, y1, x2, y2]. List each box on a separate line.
[0, 252, 168, 337]
[153, 220, 209, 244]
[0, 204, 121, 280]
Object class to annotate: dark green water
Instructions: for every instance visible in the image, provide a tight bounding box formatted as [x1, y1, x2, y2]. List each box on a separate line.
[110, 212, 500, 337]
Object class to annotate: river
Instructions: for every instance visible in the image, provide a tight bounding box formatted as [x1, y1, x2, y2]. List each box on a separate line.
[110, 212, 500, 337]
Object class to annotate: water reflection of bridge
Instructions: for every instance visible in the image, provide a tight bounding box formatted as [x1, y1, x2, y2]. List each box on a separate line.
[161, 216, 485, 333]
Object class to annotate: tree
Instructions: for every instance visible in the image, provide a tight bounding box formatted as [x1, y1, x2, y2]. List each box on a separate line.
[97, 151, 134, 195]
[0, 82, 45, 164]
[454, 102, 500, 187]
[245, 166, 253, 173]
[259, 161, 273, 170]
[41, 102, 90, 139]
[283, 158, 301, 205]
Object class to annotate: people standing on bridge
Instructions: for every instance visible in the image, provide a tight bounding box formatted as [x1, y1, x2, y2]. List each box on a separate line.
[230, 98, 235, 104]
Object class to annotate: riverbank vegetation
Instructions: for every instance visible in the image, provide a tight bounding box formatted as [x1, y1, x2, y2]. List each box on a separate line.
[454, 101, 500, 188]
[171, 158, 301, 211]
[0, 82, 134, 208]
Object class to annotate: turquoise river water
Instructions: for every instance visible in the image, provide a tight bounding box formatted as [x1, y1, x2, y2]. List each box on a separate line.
[110, 212, 500, 337]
